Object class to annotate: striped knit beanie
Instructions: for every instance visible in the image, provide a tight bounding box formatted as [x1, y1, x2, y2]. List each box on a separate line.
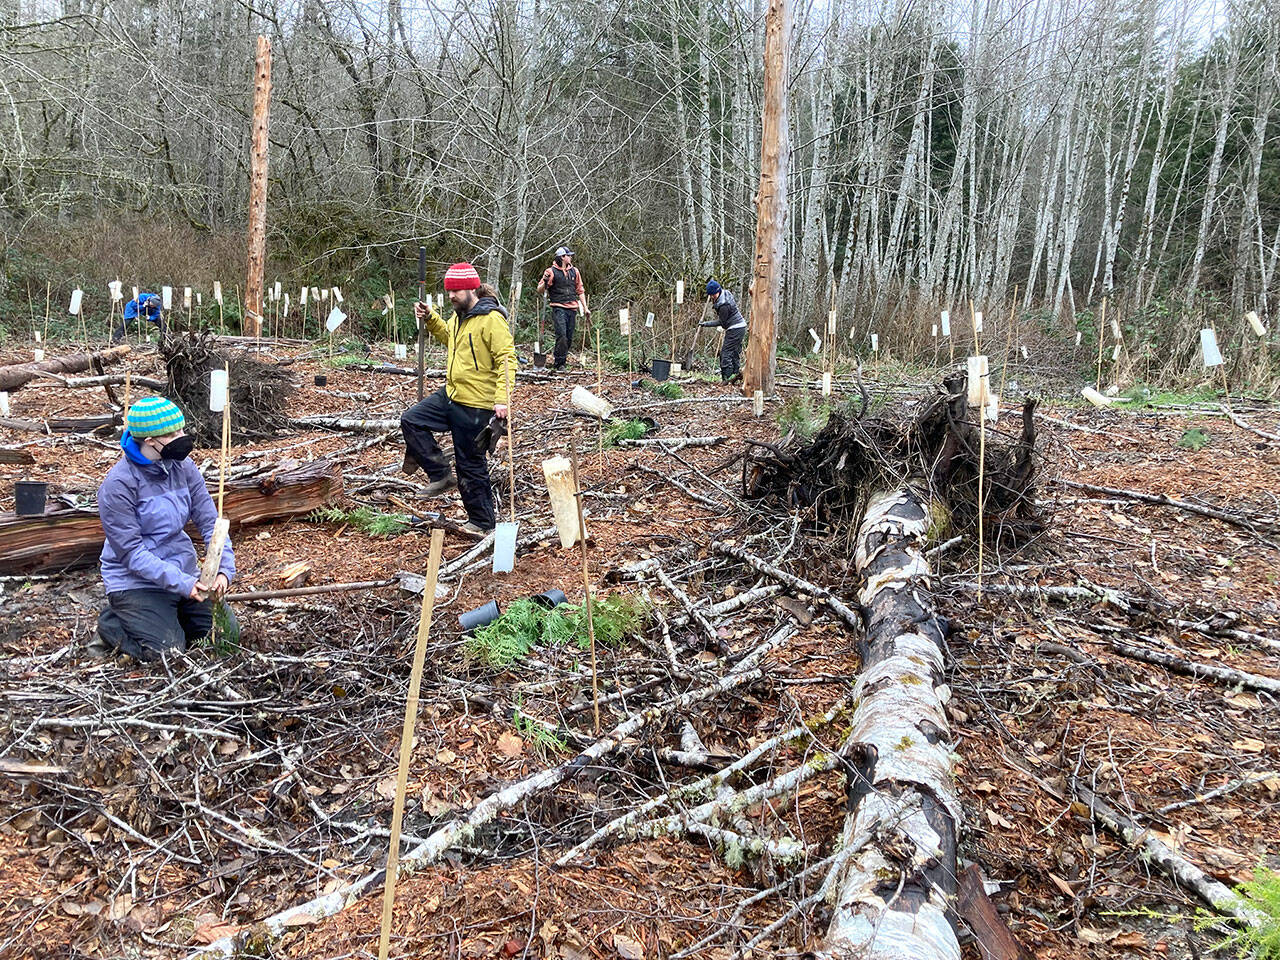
[443, 262, 482, 291]
[127, 397, 186, 438]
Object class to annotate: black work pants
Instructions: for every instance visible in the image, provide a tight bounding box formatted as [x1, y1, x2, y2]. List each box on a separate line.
[401, 387, 495, 529]
[97, 588, 235, 661]
[552, 307, 577, 367]
[720, 325, 746, 381]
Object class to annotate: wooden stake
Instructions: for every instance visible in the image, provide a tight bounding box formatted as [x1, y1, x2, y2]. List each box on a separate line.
[569, 426, 600, 734]
[977, 402, 986, 603]
[506, 357, 516, 523]
[377, 528, 445, 960]
[595, 327, 602, 391]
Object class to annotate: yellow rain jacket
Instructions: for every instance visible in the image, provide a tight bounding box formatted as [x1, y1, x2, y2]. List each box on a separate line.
[423, 296, 516, 409]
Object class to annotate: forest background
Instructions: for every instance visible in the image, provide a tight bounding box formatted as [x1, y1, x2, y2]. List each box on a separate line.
[1, 0, 1277, 381]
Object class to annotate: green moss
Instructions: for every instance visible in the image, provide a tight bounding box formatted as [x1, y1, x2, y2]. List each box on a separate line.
[895, 735, 915, 751]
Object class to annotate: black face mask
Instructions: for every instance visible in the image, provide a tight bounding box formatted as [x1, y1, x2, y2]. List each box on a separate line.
[157, 435, 195, 461]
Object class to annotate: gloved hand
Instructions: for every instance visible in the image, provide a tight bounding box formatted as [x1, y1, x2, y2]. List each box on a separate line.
[474, 415, 507, 456]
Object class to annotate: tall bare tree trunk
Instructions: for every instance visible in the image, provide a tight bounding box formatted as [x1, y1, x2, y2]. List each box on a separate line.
[742, 0, 789, 397]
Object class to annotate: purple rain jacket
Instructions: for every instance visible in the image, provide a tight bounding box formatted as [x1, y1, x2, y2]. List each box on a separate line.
[98, 432, 236, 596]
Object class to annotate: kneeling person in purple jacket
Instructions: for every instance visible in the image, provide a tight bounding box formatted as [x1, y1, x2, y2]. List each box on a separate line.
[96, 397, 237, 660]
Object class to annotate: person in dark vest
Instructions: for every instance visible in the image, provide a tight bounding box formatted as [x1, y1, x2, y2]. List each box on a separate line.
[402, 263, 516, 534]
[112, 292, 164, 343]
[537, 247, 589, 370]
[701, 280, 748, 382]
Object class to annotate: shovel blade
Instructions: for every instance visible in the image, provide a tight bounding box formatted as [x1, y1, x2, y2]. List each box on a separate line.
[492, 521, 519, 573]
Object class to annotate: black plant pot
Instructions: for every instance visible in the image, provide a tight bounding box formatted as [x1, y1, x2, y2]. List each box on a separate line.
[14, 480, 47, 517]
[314, 374, 328, 387]
[651, 359, 671, 382]
[533, 352, 547, 369]
[529, 589, 567, 609]
[459, 600, 502, 632]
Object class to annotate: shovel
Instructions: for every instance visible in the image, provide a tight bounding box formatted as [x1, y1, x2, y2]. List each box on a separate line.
[682, 297, 713, 368]
[493, 358, 518, 573]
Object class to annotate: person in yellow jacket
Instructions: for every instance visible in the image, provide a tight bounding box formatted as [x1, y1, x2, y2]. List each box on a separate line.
[403, 262, 515, 533]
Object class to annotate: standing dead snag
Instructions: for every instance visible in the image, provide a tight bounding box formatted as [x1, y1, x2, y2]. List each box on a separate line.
[814, 488, 961, 960]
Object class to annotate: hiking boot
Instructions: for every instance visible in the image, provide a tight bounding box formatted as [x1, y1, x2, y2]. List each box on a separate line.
[402, 453, 420, 475]
[462, 520, 492, 535]
[423, 475, 457, 496]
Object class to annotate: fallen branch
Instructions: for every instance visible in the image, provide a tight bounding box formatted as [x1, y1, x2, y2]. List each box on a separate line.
[1103, 637, 1280, 697]
[224, 578, 398, 603]
[0, 345, 131, 392]
[710, 540, 861, 633]
[289, 416, 401, 433]
[1072, 781, 1261, 925]
[1221, 405, 1280, 443]
[29, 371, 167, 392]
[1052, 477, 1277, 535]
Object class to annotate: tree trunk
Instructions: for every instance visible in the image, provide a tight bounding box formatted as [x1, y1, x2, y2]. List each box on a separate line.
[742, 0, 789, 397]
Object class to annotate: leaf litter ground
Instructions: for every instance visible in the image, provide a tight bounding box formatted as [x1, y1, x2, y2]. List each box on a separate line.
[1, 335, 1278, 959]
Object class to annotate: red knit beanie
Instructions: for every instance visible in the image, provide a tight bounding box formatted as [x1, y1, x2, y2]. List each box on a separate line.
[444, 262, 482, 291]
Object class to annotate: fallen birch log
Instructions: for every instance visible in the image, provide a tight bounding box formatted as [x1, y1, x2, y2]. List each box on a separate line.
[0, 460, 342, 575]
[814, 487, 961, 960]
[190, 623, 798, 959]
[0, 345, 131, 392]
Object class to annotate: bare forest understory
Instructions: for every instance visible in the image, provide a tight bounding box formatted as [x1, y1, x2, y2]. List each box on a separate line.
[1, 332, 1279, 960]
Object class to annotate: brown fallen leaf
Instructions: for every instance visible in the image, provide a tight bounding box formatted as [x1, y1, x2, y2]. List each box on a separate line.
[614, 933, 645, 960]
[496, 731, 524, 759]
[1048, 872, 1076, 898]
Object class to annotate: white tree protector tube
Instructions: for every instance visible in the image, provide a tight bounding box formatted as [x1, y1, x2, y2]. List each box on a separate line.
[1200, 328, 1223, 367]
[940, 310, 950, 336]
[68, 288, 83, 315]
[209, 369, 229, 412]
[1246, 311, 1267, 337]
[1081, 386, 1113, 407]
[162, 286, 173, 310]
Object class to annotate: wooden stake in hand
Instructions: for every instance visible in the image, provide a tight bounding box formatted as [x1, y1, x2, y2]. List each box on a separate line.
[569, 425, 600, 734]
[377, 528, 445, 960]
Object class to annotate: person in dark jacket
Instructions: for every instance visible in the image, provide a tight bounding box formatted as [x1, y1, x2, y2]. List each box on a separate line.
[536, 247, 589, 370]
[701, 280, 748, 382]
[402, 264, 516, 534]
[112, 292, 165, 343]
[95, 396, 236, 660]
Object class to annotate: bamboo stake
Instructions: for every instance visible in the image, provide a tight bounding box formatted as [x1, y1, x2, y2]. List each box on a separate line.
[569, 425, 600, 733]
[1095, 297, 1107, 392]
[596, 327, 602, 391]
[377, 527, 445, 960]
[998, 285, 1018, 403]
[977, 404, 986, 603]
[506, 357, 516, 524]
[216, 365, 231, 516]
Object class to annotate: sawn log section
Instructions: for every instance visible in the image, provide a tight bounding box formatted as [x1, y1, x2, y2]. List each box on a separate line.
[0, 460, 342, 575]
